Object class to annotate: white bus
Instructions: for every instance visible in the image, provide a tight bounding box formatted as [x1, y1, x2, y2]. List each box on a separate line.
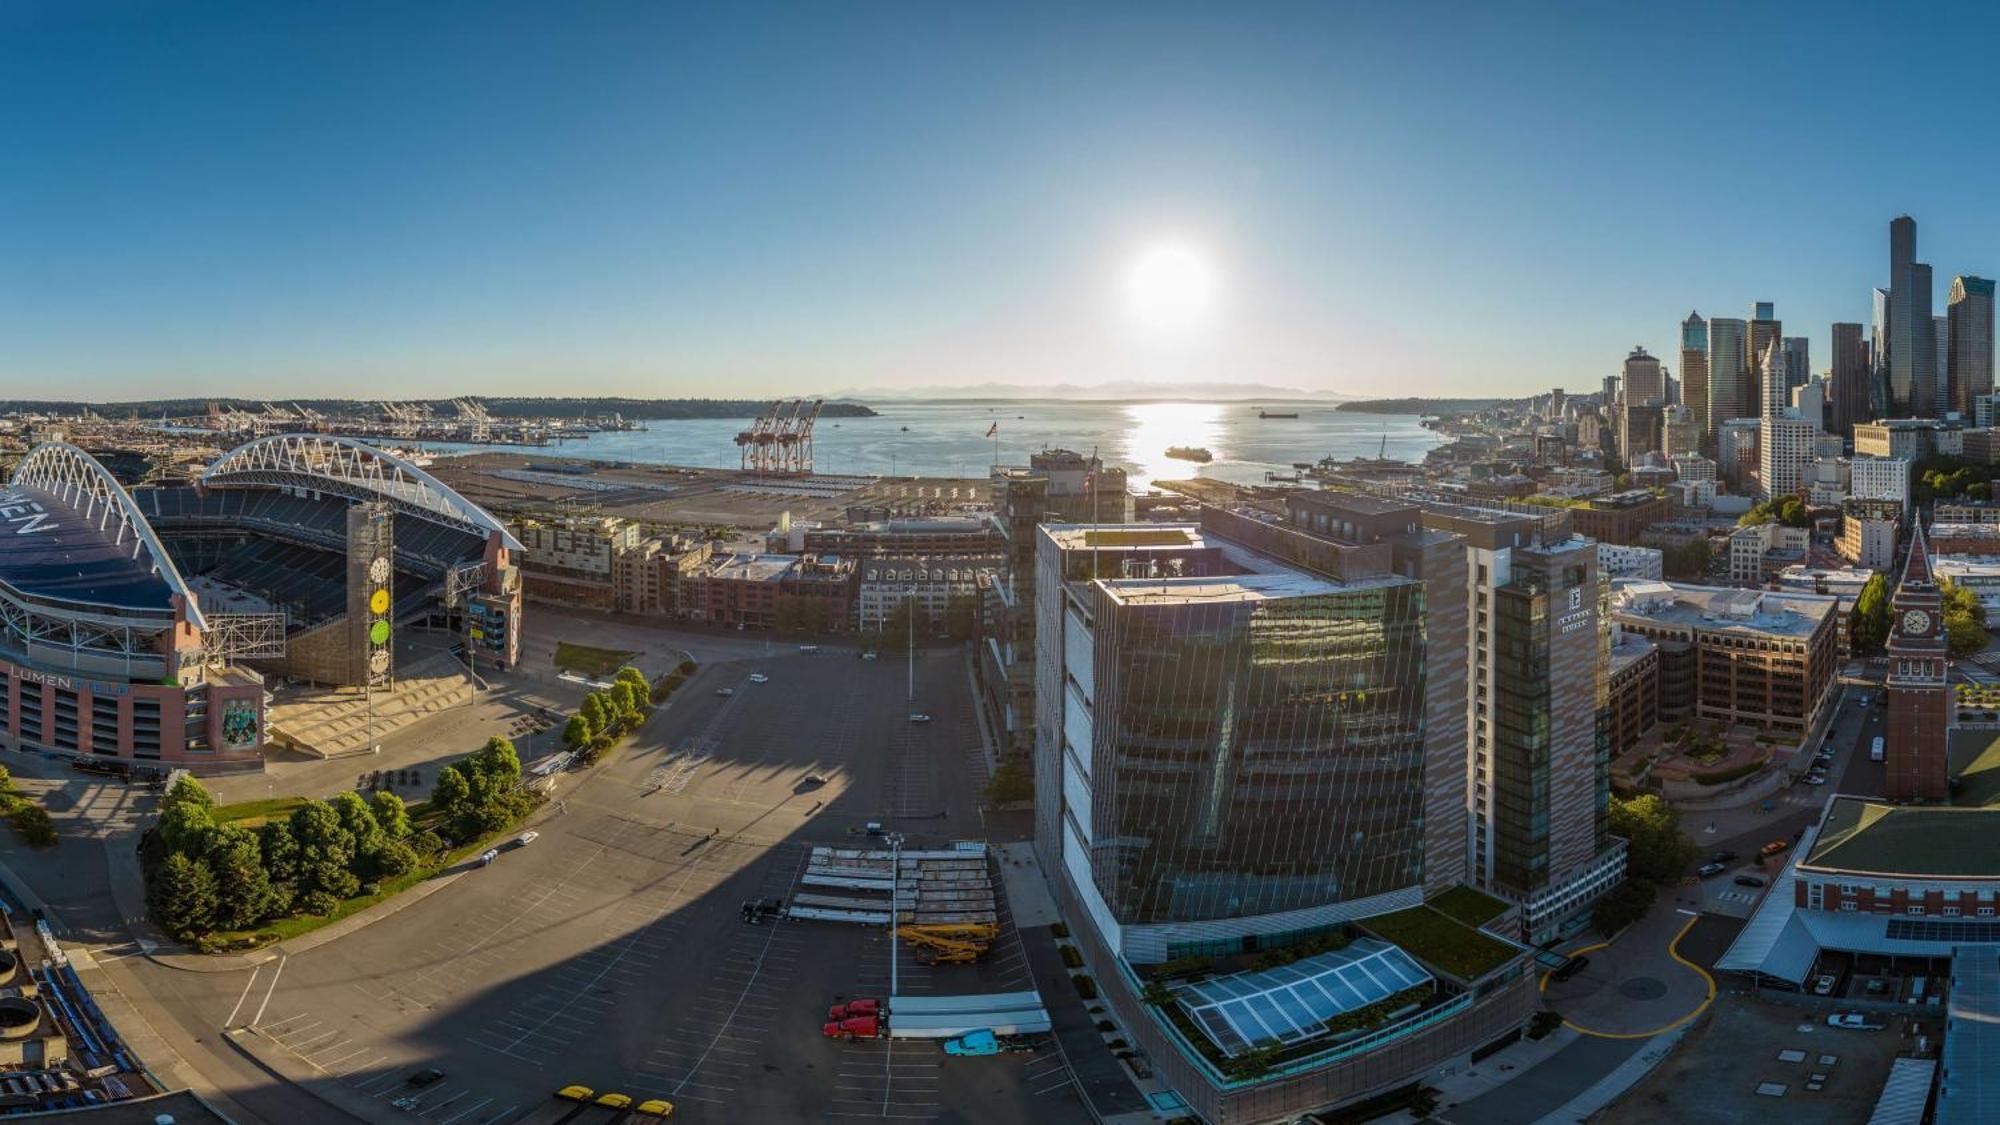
[1870, 736, 1885, 762]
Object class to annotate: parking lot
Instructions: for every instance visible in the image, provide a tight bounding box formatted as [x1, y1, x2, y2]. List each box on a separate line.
[1608, 995, 1919, 1124]
[214, 641, 1080, 1123]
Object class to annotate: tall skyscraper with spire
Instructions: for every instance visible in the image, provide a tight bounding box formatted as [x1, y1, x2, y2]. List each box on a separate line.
[1760, 336, 1813, 498]
[1749, 302, 1782, 414]
[1949, 275, 1996, 418]
[1889, 215, 1937, 417]
[1681, 311, 1709, 444]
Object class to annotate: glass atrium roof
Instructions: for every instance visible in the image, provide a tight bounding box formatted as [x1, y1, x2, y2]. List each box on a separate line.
[1173, 938, 1433, 1057]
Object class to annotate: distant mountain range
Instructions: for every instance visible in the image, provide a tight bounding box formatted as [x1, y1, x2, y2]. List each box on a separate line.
[826, 380, 1354, 403]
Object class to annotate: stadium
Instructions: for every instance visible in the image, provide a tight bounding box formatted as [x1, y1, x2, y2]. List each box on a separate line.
[0, 435, 523, 775]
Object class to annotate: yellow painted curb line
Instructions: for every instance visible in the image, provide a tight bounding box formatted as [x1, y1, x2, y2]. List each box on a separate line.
[1544, 915, 1717, 1039]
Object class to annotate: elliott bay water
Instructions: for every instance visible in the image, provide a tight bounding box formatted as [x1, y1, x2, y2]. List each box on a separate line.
[416, 400, 1442, 490]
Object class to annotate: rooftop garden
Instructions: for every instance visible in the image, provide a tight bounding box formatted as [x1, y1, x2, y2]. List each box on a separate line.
[1150, 977, 1439, 1081]
[1427, 884, 1509, 929]
[1354, 906, 1521, 981]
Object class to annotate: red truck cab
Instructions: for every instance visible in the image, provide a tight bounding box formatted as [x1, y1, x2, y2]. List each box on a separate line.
[823, 1015, 881, 1040]
[828, 999, 881, 1021]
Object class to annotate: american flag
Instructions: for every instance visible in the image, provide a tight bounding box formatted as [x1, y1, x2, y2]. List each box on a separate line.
[985, 421, 998, 437]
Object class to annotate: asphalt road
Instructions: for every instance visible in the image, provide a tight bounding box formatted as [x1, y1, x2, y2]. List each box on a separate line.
[91, 643, 1086, 1124]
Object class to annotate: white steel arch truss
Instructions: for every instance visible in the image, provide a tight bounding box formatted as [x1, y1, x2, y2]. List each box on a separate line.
[202, 433, 524, 551]
[7, 442, 208, 632]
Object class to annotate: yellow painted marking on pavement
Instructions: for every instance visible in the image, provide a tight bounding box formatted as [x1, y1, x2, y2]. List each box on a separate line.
[1546, 915, 1715, 1039]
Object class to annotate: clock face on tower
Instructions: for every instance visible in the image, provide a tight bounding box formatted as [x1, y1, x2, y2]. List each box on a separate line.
[1902, 609, 1933, 635]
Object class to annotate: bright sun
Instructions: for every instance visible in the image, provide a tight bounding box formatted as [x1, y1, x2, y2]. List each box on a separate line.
[1125, 243, 1218, 334]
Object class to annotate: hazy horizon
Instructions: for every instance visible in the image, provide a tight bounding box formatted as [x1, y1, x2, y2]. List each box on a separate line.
[9, 2, 2000, 401]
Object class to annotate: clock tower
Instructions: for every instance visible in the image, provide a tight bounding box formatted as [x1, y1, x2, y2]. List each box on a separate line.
[1886, 522, 1949, 801]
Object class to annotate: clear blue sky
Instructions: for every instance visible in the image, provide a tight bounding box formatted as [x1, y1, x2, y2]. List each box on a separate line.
[7, 0, 2000, 401]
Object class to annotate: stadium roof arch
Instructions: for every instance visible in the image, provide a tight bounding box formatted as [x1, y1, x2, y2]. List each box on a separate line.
[203, 434, 523, 551]
[4, 442, 207, 630]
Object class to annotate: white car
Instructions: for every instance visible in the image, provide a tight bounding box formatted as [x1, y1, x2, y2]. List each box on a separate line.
[1804, 775, 1827, 785]
[1826, 1013, 1884, 1030]
[477, 848, 500, 867]
[908, 713, 932, 724]
[716, 687, 735, 697]
[861, 651, 879, 661]
[516, 831, 539, 846]
[798, 644, 819, 653]
[749, 673, 770, 684]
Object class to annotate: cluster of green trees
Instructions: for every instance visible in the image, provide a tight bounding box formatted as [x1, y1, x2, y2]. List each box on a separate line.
[1738, 495, 1811, 528]
[147, 775, 432, 938]
[562, 665, 655, 761]
[1911, 456, 1998, 504]
[431, 737, 533, 841]
[1852, 573, 1892, 655]
[984, 759, 1032, 804]
[773, 595, 837, 633]
[0, 768, 55, 847]
[1942, 578, 1991, 658]
[1592, 795, 1698, 936]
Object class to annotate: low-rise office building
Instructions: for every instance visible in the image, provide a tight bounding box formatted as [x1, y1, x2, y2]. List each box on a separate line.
[1932, 523, 2000, 557]
[1598, 542, 1664, 581]
[1611, 580, 1839, 736]
[856, 555, 1003, 631]
[1933, 556, 2000, 613]
[1839, 500, 1901, 571]
[1608, 631, 1661, 754]
[1569, 489, 1671, 545]
[1730, 523, 1810, 584]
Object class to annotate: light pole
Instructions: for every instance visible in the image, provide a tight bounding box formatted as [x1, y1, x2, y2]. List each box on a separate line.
[889, 830, 902, 998]
[906, 585, 917, 704]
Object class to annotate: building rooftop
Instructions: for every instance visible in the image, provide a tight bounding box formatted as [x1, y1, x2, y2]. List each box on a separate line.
[0, 484, 177, 612]
[1609, 631, 1657, 676]
[707, 553, 798, 582]
[1940, 946, 2000, 1125]
[1099, 569, 1353, 605]
[1933, 524, 2000, 541]
[1042, 523, 1203, 552]
[1171, 938, 1433, 1058]
[1803, 797, 2000, 878]
[1610, 578, 1835, 639]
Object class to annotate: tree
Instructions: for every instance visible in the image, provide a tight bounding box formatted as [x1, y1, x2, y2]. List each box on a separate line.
[985, 759, 1033, 804]
[1607, 795, 1697, 886]
[9, 805, 55, 848]
[288, 799, 356, 872]
[204, 825, 272, 930]
[157, 799, 215, 857]
[259, 819, 300, 885]
[370, 790, 410, 839]
[161, 774, 215, 815]
[332, 791, 384, 853]
[431, 767, 473, 827]
[614, 680, 647, 721]
[563, 714, 594, 750]
[1942, 578, 1990, 658]
[1851, 573, 1891, 656]
[367, 838, 419, 880]
[580, 693, 612, 734]
[149, 852, 219, 935]
[615, 665, 649, 692]
[300, 859, 360, 902]
[472, 737, 522, 787]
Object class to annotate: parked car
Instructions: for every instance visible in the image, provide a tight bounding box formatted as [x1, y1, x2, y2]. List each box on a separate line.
[799, 644, 820, 653]
[1735, 875, 1767, 888]
[749, 673, 770, 684]
[406, 1068, 446, 1087]
[1804, 775, 1828, 786]
[556, 1085, 595, 1103]
[1826, 1012, 1885, 1030]
[635, 1099, 676, 1118]
[909, 713, 933, 724]
[516, 831, 539, 847]
[1760, 840, 1790, 857]
[1697, 862, 1727, 878]
[1551, 955, 1590, 982]
[715, 687, 735, 697]
[1812, 974, 1839, 996]
[477, 848, 500, 867]
[1710, 850, 1738, 864]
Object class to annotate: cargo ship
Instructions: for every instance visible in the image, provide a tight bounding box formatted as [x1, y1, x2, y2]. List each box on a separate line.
[1258, 409, 1300, 419]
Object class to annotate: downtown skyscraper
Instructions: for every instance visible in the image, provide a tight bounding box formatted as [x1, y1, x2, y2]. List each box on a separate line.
[1948, 275, 1996, 418]
[1707, 316, 1749, 437]
[1681, 311, 1709, 443]
[1830, 321, 1870, 439]
[1888, 215, 1938, 417]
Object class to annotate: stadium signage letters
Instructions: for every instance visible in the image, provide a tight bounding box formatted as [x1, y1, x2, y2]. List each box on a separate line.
[0, 492, 56, 536]
[17, 669, 74, 691]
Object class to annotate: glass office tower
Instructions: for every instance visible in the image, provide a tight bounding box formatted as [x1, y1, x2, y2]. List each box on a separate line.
[1089, 574, 1429, 925]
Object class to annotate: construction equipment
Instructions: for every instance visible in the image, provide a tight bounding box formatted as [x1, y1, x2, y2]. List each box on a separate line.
[899, 923, 999, 965]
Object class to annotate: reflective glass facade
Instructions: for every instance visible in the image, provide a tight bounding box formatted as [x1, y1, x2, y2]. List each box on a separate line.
[1088, 581, 1429, 924]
